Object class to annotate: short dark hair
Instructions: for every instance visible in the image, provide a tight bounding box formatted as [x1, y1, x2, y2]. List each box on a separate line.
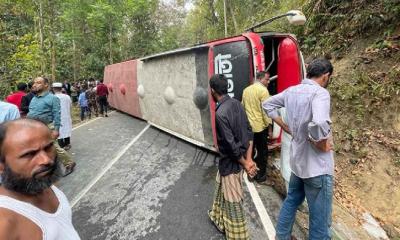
[306, 58, 333, 79]
[43, 77, 49, 84]
[0, 119, 49, 163]
[256, 71, 269, 80]
[209, 74, 228, 95]
[99, 79, 104, 83]
[17, 82, 27, 91]
[27, 81, 33, 89]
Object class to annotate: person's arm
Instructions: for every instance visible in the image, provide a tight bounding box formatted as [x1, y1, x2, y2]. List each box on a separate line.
[216, 114, 243, 161]
[78, 93, 83, 106]
[273, 116, 291, 135]
[308, 90, 333, 152]
[238, 140, 258, 177]
[52, 96, 61, 132]
[262, 91, 291, 135]
[20, 95, 29, 114]
[10, 106, 20, 120]
[260, 89, 272, 127]
[217, 109, 257, 177]
[68, 96, 72, 112]
[0, 210, 16, 240]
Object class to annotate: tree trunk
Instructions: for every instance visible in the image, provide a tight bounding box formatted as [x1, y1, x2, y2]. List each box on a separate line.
[228, 1, 238, 34]
[51, 41, 56, 82]
[38, 0, 45, 74]
[72, 38, 77, 82]
[207, 0, 218, 24]
[49, 1, 56, 82]
[223, 0, 228, 37]
[109, 20, 113, 64]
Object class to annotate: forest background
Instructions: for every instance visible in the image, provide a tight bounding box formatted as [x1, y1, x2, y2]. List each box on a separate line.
[1, 0, 400, 238]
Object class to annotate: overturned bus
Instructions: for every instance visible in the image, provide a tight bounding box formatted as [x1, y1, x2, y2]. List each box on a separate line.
[104, 11, 306, 151]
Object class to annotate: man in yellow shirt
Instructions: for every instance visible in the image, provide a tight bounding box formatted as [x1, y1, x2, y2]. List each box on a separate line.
[242, 71, 272, 183]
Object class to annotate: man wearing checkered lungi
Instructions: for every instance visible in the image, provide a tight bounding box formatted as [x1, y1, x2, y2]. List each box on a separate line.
[208, 74, 258, 239]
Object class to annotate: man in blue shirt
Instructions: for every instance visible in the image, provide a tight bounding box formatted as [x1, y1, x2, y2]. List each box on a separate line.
[0, 101, 20, 123]
[27, 77, 76, 176]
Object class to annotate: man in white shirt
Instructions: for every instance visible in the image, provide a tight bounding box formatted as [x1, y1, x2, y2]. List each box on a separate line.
[0, 118, 80, 240]
[53, 82, 73, 150]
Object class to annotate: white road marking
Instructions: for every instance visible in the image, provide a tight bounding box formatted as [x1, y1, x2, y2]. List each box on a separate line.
[244, 173, 276, 239]
[71, 124, 150, 207]
[72, 111, 115, 130]
[69, 111, 276, 238]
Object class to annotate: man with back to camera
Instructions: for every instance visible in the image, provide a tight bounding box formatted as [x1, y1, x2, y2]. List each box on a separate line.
[263, 58, 334, 240]
[0, 118, 80, 240]
[242, 71, 272, 184]
[20, 81, 36, 116]
[96, 79, 109, 117]
[208, 74, 258, 240]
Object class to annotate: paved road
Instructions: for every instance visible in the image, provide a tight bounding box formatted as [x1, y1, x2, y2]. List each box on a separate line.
[58, 111, 305, 240]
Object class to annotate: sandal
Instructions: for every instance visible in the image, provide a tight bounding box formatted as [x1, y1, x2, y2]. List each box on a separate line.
[63, 162, 76, 177]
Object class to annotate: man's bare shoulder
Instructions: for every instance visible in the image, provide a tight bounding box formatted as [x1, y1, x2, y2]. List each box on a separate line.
[0, 208, 18, 239]
[0, 207, 42, 240]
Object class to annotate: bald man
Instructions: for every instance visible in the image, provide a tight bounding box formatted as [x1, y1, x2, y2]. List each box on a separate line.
[0, 118, 80, 240]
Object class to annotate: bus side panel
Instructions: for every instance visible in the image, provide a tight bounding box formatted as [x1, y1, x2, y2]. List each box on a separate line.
[277, 38, 302, 92]
[195, 48, 214, 147]
[104, 60, 142, 118]
[137, 52, 211, 147]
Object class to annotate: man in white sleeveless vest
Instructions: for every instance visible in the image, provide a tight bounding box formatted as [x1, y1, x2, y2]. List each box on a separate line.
[0, 118, 80, 240]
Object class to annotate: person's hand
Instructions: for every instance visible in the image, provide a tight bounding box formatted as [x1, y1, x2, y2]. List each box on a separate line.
[244, 159, 258, 178]
[281, 123, 292, 136]
[310, 137, 333, 152]
[52, 130, 59, 140]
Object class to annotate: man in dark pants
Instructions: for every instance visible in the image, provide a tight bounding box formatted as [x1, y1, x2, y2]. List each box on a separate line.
[242, 71, 272, 183]
[96, 79, 109, 117]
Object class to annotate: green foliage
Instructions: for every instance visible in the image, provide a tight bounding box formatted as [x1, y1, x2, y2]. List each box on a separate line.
[395, 152, 400, 166]
[300, 0, 400, 56]
[7, 33, 41, 82]
[1, 0, 398, 101]
[331, 66, 400, 126]
[0, 0, 189, 99]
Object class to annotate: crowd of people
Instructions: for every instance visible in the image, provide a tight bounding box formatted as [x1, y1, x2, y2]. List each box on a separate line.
[0, 77, 110, 175]
[0, 58, 334, 240]
[0, 76, 111, 239]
